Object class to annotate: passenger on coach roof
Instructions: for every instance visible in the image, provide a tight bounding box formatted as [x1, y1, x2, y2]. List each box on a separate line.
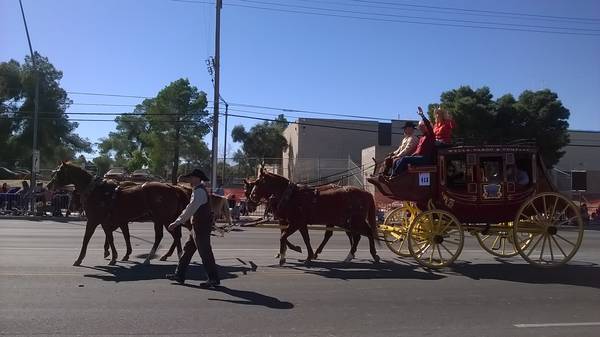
[389, 107, 436, 177]
[433, 107, 456, 146]
[383, 120, 418, 175]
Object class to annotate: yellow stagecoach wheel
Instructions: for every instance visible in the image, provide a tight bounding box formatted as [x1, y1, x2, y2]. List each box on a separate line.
[512, 192, 584, 268]
[474, 222, 531, 258]
[381, 203, 419, 257]
[407, 210, 464, 269]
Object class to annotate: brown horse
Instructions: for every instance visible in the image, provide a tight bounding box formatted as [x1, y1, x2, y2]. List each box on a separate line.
[97, 180, 233, 262]
[47, 162, 187, 266]
[244, 179, 357, 259]
[248, 169, 380, 265]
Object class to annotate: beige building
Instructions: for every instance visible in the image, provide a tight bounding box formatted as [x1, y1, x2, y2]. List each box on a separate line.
[551, 130, 600, 196]
[282, 118, 415, 184]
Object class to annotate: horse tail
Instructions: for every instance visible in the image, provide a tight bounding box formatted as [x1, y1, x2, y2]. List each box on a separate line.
[366, 192, 380, 245]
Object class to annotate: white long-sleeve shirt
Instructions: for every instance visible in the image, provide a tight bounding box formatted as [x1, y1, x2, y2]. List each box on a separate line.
[392, 135, 418, 158]
[175, 186, 208, 224]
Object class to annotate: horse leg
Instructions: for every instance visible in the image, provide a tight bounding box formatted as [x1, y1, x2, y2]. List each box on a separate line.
[120, 223, 132, 261]
[279, 226, 297, 266]
[298, 225, 315, 263]
[314, 225, 334, 259]
[283, 219, 302, 253]
[103, 236, 110, 259]
[73, 221, 99, 266]
[143, 221, 163, 265]
[345, 233, 361, 262]
[367, 228, 381, 263]
[160, 225, 181, 261]
[224, 203, 233, 226]
[102, 226, 118, 265]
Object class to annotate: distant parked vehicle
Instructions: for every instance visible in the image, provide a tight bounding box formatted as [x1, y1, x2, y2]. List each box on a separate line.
[130, 169, 164, 182]
[104, 168, 128, 181]
[0, 167, 20, 179]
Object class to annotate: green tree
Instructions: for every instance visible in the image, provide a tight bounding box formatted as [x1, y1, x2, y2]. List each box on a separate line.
[231, 114, 288, 159]
[438, 86, 570, 167]
[97, 79, 211, 182]
[92, 155, 114, 177]
[144, 79, 210, 183]
[97, 113, 149, 169]
[0, 53, 92, 169]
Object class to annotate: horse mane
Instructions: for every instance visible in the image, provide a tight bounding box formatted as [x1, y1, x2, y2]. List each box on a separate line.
[261, 171, 290, 184]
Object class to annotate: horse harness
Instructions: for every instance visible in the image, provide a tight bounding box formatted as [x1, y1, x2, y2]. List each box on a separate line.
[78, 177, 123, 223]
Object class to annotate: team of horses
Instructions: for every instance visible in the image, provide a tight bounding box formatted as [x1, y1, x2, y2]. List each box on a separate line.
[47, 162, 380, 267]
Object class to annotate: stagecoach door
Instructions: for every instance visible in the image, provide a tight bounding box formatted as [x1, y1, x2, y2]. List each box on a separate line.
[477, 155, 506, 201]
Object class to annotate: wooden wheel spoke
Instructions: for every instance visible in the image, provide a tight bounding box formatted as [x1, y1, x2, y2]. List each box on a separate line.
[550, 235, 568, 258]
[558, 203, 570, 218]
[444, 239, 461, 246]
[529, 202, 542, 218]
[415, 243, 431, 258]
[429, 244, 436, 264]
[397, 234, 407, 251]
[480, 234, 491, 242]
[542, 195, 548, 217]
[550, 196, 559, 219]
[555, 234, 576, 247]
[440, 242, 454, 256]
[437, 244, 445, 262]
[548, 235, 555, 261]
[538, 235, 547, 261]
[491, 235, 501, 250]
[526, 234, 544, 257]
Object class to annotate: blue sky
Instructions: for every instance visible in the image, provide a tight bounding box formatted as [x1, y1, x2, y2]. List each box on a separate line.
[1, 0, 599, 158]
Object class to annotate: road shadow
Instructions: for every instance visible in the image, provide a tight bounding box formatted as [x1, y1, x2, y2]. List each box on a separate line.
[447, 261, 600, 289]
[184, 285, 294, 310]
[82, 262, 255, 283]
[281, 258, 444, 281]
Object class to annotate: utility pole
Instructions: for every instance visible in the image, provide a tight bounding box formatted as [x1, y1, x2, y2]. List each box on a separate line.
[19, 0, 40, 213]
[222, 99, 229, 185]
[210, 0, 222, 192]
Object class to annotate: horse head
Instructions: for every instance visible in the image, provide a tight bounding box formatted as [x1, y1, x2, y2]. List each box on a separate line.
[47, 161, 93, 191]
[243, 178, 259, 212]
[249, 171, 289, 203]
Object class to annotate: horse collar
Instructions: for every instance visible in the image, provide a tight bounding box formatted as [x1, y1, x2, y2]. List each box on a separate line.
[80, 176, 101, 206]
[276, 182, 297, 214]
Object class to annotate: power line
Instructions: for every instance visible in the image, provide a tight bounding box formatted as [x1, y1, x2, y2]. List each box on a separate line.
[232, 0, 600, 33]
[167, 0, 600, 36]
[297, 0, 600, 25]
[67, 91, 153, 99]
[347, 0, 600, 23]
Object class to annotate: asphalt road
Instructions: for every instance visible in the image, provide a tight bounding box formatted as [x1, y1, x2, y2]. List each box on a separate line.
[1, 219, 600, 337]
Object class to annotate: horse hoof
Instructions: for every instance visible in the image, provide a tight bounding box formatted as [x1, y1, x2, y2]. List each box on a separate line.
[279, 258, 286, 266]
[121, 256, 129, 262]
[373, 255, 381, 263]
[313, 254, 319, 260]
[108, 260, 117, 266]
[343, 254, 355, 263]
[159, 255, 168, 261]
[73, 260, 82, 266]
[142, 259, 151, 265]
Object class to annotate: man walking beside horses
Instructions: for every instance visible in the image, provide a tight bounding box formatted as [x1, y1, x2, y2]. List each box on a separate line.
[166, 169, 220, 289]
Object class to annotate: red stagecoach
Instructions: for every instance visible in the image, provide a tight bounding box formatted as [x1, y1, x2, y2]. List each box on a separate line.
[368, 144, 584, 269]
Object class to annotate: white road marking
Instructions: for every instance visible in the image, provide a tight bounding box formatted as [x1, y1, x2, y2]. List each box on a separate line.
[514, 322, 600, 328]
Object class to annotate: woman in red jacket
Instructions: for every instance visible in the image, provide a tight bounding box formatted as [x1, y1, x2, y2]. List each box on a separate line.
[433, 107, 455, 145]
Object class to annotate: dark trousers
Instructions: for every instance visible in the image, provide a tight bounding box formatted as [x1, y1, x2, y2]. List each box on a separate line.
[175, 222, 219, 282]
[392, 155, 432, 176]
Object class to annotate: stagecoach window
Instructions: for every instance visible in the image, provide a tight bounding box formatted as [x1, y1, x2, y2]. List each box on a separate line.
[445, 155, 467, 189]
[479, 157, 503, 183]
